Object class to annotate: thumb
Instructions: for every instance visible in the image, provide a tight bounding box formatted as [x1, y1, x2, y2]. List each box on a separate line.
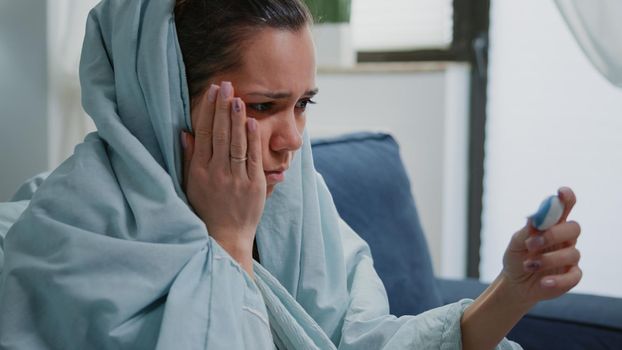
[556, 186, 577, 224]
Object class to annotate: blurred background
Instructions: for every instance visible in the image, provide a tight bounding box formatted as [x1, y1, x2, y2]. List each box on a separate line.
[1, 0, 621, 298]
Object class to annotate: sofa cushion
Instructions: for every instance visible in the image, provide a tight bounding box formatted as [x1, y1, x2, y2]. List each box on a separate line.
[438, 278, 622, 349]
[311, 132, 443, 316]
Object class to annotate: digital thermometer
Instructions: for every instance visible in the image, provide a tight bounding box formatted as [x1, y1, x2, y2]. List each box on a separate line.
[530, 195, 565, 231]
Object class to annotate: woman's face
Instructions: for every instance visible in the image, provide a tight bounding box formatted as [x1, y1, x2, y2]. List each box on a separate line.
[195, 26, 317, 196]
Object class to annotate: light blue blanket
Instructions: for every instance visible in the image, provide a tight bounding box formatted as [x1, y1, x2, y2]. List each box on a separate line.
[0, 0, 521, 349]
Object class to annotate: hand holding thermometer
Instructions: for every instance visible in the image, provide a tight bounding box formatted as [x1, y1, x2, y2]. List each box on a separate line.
[529, 195, 566, 231]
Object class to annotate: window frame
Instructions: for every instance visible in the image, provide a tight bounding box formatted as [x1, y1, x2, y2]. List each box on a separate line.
[357, 0, 476, 63]
[357, 0, 490, 279]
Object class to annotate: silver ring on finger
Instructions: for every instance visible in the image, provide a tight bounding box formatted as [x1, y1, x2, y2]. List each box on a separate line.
[230, 156, 248, 162]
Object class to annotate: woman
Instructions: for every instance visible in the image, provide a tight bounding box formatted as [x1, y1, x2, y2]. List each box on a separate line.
[0, 0, 582, 349]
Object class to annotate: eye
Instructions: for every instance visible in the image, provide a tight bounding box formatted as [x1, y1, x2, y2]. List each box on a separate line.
[247, 102, 274, 113]
[295, 98, 317, 110]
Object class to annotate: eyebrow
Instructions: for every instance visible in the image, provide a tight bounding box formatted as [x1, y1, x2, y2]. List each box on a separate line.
[246, 88, 319, 99]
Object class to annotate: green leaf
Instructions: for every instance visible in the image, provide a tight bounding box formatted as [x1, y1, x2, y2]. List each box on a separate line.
[304, 0, 351, 23]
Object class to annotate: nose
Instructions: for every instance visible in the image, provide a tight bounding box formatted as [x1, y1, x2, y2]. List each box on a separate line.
[269, 113, 303, 153]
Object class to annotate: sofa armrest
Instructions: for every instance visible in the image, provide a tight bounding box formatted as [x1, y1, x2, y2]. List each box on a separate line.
[436, 278, 487, 303]
[437, 278, 622, 349]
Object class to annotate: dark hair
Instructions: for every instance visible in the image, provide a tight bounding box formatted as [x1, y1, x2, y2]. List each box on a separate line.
[175, 0, 313, 100]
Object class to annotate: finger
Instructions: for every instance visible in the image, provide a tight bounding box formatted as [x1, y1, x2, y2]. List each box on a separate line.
[192, 84, 219, 163]
[508, 219, 540, 253]
[246, 118, 263, 180]
[230, 98, 248, 179]
[541, 265, 582, 290]
[557, 186, 577, 223]
[181, 131, 194, 190]
[212, 81, 234, 170]
[525, 220, 581, 253]
[524, 246, 580, 273]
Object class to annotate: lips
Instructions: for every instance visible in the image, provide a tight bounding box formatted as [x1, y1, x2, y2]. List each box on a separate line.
[264, 167, 287, 184]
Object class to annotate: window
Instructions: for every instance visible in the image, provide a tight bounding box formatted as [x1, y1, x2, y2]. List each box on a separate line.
[351, 0, 493, 278]
[352, 0, 487, 64]
[352, 0, 454, 52]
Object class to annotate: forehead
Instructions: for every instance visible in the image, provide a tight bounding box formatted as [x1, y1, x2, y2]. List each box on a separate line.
[229, 27, 316, 94]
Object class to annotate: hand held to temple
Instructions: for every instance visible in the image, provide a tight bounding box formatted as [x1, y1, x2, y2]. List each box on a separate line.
[181, 82, 266, 277]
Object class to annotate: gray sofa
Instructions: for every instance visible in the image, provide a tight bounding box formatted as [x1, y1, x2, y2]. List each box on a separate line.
[311, 132, 622, 350]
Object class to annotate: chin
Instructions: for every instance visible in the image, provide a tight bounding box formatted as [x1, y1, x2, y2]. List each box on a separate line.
[266, 185, 275, 197]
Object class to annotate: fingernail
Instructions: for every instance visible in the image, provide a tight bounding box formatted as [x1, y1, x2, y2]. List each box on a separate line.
[180, 131, 187, 149]
[526, 236, 546, 251]
[207, 84, 218, 102]
[542, 278, 556, 287]
[221, 81, 233, 99]
[247, 118, 257, 132]
[233, 98, 242, 113]
[524, 260, 542, 272]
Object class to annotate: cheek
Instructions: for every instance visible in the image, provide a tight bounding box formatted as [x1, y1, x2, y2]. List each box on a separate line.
[266, 185, 275, 197]
[257, 119, 272, 162]
[296, 115, 306, 135]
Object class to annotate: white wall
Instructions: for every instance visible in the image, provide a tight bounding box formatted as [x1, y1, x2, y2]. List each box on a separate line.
[0, 0, 98, 202]
[483, 0, 622, 297]
[313, 63, 470, 278]
[0, 0, 48, 201]
[47, 0, 98, 168]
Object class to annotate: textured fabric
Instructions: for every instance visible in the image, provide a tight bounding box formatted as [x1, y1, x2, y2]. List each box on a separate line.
[311, 133, 443, 316]
[0, 201, 29, 272]
[508, 316, 622, 350]
[10, 172, 50, 202]
[0, 0, 521, 349]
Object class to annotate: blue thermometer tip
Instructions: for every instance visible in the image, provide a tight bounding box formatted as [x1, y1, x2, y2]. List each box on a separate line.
[530, 195, 565, 231]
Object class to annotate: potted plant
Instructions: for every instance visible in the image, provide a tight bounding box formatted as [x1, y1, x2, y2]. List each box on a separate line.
[304, 0, 355, 68]
[305, 0, 351, 24]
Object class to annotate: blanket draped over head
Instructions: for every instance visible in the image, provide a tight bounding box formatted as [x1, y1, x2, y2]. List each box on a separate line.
[0, 0, 521, 349]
